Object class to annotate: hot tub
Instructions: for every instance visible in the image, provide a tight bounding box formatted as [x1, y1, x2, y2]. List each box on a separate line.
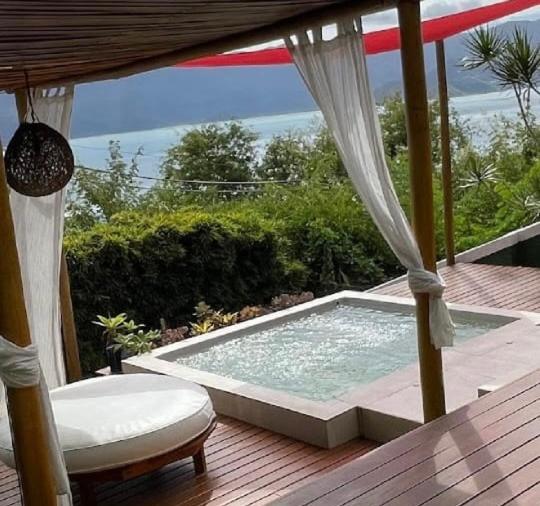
[125, 291, 526, 447]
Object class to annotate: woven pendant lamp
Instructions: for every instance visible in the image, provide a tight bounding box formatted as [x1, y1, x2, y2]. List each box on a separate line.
[5, 83, 74, 197]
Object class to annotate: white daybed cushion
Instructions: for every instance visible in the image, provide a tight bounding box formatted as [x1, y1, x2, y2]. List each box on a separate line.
[0, 373, 215, 474]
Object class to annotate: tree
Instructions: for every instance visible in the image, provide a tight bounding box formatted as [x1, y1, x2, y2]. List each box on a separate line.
[304, 126, 348, 183]
[258, 133, 309, 182]
[66, 140, 142, 229]
[378, 93, 469, 163]
[463, 26, 539, 137]
[379, 94, 410, 158]
[160, 122, 258, 183]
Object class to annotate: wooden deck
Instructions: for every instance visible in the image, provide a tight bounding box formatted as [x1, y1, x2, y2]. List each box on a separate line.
[373, 262, 540, 312]
[273, 368, 540, 505]
[0, 417, 376, 506]
[2, 261, 538, 505]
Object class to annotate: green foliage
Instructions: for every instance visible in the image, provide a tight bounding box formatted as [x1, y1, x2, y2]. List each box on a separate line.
[451, 117, 539, 251]
[305, 125, 348, 183]
[160, 122, 258, 182]
[190, 301, 238, 335]
[379, 93, 469, 164]
[114, 329, 161, 355]
[67, 141, 142, 230]
[143, 122, 259, 208]
[222, 182, 400, 293]
[256, 126, 348, 184]
[257, 133, 309, 182]
[92, 312, 158, 355]
[92, 313, 136, 347]
[65, 210, 303, 371]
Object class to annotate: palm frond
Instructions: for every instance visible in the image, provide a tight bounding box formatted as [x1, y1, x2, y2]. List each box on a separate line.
[492, 28, 540, 91]
[462, 26, 504, 70]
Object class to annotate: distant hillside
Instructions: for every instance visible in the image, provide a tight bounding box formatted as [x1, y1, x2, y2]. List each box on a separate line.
[0, 19, 538, 140]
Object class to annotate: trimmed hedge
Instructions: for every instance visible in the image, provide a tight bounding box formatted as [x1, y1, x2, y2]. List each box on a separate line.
[65, 210, 306, 372]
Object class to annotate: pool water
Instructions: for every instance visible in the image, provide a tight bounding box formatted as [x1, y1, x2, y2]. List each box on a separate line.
[176, 305, 501, 401]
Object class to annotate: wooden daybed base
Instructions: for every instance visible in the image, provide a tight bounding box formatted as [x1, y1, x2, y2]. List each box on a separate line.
[73, 420, 216, 506]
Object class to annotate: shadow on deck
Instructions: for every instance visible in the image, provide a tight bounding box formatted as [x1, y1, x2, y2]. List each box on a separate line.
[272, 368, 540, 505]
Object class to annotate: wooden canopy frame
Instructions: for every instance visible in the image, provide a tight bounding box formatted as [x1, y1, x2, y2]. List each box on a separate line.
[0, 0, 396, 91]
[0, 1, 446, 504]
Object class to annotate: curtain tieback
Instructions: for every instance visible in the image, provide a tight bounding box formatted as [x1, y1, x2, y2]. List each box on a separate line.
[0, 336, 40, 389]
[407, 268, 455, 349]
[0, 335, 72, 500]
[407, 268, 445, 298]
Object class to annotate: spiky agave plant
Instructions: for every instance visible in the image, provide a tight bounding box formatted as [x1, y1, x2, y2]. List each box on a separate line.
[457, 148, 499, 190]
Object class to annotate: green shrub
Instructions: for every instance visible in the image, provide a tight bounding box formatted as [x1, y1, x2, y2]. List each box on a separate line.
[222, 182, 402, 292]
[65, 210, 305, 372]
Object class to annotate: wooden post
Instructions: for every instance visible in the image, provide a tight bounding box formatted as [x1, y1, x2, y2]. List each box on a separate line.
[398, 0, 446, 422]
[15, 89, 82, 383]
[14, 91, 27, 122]
[0, 146, 58, 505]
[436, 39, 455, 266]
[60, 254, 82, 382]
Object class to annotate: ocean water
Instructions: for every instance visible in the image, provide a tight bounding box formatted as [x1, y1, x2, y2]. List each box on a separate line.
[71, 90, 540, 178]
[176, 305, 501, 401]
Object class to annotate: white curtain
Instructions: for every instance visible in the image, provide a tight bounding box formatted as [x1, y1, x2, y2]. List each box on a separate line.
[10, 87, 74, 388]
[7, 86, 74, 504]
[285, 21, 455, 348]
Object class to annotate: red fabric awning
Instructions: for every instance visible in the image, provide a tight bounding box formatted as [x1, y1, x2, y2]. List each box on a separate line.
[177, 0, 538, 68]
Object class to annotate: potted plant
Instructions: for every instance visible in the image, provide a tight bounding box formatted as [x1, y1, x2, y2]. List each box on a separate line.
[113, 329, 161, 356]
[93, 313, 144, 373]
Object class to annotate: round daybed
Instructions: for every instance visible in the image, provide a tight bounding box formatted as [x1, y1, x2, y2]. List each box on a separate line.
[0, 374, 216, 505]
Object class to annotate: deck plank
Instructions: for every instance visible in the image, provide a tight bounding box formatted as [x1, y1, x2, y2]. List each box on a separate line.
[0, 416, 377, 506]
[297, 400, 540, 506]
[2, 261, 538, 505]
[373, 263, 540, 312]
[423, 438, 540, 506]
[504, 483, 540, 505]
[379, 417, 540, 506]
[272, 371, 540, 506]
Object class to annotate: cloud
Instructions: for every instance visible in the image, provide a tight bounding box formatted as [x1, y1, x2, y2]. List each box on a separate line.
[363, 0, 540, 30]
[421, 0, 493, 19]
[247, 0, 540, 51]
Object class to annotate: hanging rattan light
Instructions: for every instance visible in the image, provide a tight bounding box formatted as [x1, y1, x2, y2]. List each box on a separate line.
[5, 121, 74, 197]
[5, 79, 74, 197]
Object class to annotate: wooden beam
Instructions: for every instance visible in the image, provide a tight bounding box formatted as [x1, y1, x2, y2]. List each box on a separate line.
[436, 39, 456, 266]
[0, 145, 58, 505]
[398, 0, 446, 422]
[35, 0, 396, 89]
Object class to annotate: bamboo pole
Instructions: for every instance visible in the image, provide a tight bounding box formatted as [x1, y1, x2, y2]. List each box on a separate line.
[398, 0, 446, 422]
[0, 146, 58, 505]
[15, 89, 82, 383]
[436, 39, 455, 266]
[60, 254, 83, 382]
[14, 91, 27, 122]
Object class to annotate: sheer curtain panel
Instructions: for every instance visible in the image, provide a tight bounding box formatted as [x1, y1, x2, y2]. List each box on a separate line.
[285, 21, 455, 348]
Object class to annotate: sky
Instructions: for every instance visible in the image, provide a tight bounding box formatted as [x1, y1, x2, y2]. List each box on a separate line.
[364, 0, 540, 30]
[250, 0, 540, 50]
